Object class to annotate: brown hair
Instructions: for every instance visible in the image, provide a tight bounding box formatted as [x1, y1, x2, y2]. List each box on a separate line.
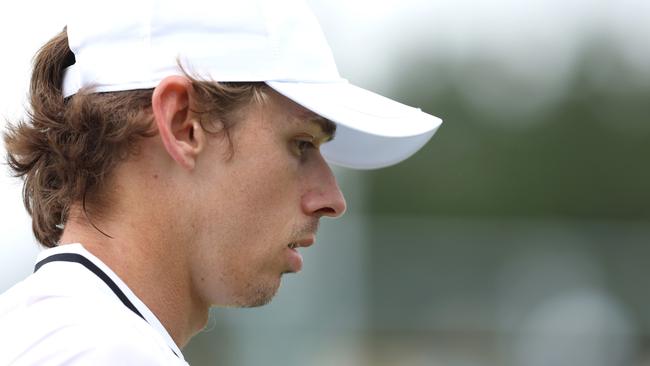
[3, 28, 268, 248]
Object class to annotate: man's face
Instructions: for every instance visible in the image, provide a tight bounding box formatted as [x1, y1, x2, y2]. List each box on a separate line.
[186, 89, 346, 308]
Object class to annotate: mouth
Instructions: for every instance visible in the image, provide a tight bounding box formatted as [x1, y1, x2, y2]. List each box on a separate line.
[287, 236, 315, 249]
[286, 244, 303, 272]
[285, 236, 315, 273]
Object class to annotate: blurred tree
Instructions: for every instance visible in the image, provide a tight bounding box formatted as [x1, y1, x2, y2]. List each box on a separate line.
[367, 38, 650, 219]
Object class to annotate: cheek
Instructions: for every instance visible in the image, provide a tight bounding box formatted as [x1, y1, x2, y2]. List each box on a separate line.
[229, 151, 300, 225]
[195, 153, 300, 255]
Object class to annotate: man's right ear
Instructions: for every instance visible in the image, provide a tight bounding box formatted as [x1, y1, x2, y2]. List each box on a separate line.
[152, 76, 205, 170]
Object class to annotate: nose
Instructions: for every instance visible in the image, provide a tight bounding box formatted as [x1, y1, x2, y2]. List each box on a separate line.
[301, 161, 347, 219]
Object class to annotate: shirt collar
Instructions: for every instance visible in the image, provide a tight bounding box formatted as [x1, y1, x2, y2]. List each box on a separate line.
[36, 243, 185, 360]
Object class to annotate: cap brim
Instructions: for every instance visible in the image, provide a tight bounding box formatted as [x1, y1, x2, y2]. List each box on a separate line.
[266, 80, 442, 169]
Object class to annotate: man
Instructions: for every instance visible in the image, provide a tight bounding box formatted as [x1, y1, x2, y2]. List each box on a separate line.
[0, 0, 441, 364]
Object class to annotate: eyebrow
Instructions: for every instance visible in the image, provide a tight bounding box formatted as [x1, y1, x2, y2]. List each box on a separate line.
[305, 114, 337, 142]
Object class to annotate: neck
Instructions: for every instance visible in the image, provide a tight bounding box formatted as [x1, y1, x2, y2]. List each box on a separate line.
[59, 211, 209, 348]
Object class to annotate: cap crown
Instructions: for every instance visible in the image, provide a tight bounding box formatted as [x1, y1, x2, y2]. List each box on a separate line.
[64, 0, 342, 96]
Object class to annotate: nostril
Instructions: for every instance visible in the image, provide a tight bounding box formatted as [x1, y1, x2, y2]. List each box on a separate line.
[315, 207, 337, 217]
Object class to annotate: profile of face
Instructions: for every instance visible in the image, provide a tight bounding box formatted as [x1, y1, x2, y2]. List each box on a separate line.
[182, 87, 347, 308]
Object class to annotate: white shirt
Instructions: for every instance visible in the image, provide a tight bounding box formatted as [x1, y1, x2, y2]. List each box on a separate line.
[0, 244, 188, 365]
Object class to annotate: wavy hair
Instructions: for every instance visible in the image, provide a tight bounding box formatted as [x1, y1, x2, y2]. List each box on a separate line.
[4, 28, 267, 247]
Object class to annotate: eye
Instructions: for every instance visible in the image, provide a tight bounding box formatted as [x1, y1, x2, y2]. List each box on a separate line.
[295, 139, 316, 155]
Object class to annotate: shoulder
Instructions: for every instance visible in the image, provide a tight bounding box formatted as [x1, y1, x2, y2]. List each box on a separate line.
[0, 284, 186, 365]
[56, 333, 177, 365]
[4, 324, 179, 365]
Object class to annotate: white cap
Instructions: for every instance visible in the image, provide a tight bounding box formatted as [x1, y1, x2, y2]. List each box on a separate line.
[62, 0, 442, 169]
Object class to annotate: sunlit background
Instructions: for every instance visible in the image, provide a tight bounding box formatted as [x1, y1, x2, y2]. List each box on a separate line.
[2, 1, 650, 365]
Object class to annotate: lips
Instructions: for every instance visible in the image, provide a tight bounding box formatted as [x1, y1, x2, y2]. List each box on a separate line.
[288, 236, 315, 249]
[285, 236, 315, 272]
[286, 245, 303, 272]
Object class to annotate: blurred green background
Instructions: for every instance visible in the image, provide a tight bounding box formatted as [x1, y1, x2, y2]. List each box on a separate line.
[372, 39, 650, 219]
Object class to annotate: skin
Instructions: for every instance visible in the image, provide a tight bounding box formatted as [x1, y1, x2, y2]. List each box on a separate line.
[59, 76, 346, 348]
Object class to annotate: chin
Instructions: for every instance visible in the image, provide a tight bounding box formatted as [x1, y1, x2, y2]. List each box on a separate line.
[235, 276, 282, 308]
[241, 287, 277, 308]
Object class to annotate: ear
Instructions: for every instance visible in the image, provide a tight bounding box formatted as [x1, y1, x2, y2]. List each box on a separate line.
[152, 75, 205, 170]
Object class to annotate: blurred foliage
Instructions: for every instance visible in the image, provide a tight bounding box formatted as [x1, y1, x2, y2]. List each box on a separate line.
[367, 38, 650, 219]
